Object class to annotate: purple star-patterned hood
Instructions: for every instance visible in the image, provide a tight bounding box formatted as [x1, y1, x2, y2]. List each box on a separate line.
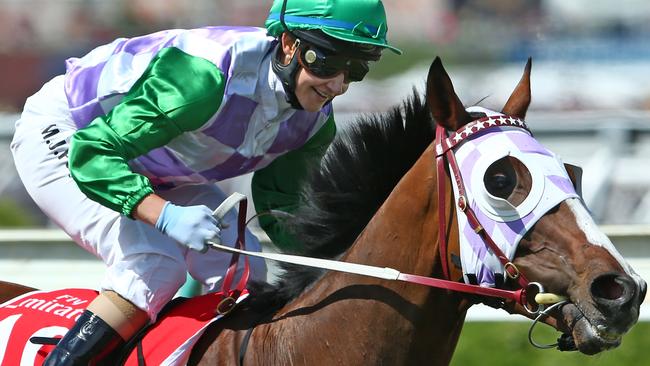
[449, 107, 579, 287]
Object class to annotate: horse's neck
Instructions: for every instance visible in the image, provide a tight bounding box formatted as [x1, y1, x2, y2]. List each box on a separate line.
[266, 144, 467, 365]
[347, 145, 442, 272]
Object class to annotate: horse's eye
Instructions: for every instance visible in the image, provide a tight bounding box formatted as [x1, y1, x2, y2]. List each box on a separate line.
[492, 174, 511, 189]
[484, 159, 516, 199]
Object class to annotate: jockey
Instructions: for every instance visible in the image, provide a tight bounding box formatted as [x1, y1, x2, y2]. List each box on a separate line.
[10, 0, 400, 364]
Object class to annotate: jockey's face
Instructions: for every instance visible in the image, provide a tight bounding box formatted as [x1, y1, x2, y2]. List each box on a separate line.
[280, 33, 350, 112]
[294, 67, 349, 112]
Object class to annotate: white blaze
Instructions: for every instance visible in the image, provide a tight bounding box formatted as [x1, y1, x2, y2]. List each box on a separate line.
[567, 198, 645, 286]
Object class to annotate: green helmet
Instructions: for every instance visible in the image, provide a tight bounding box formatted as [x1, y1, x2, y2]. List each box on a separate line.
[265, 0, 402, 55]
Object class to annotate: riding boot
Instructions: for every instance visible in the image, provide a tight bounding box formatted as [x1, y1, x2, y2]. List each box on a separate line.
[42, 309, 124, 366]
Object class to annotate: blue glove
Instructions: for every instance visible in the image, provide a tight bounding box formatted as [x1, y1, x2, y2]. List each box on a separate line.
[155, 202, 220, 253]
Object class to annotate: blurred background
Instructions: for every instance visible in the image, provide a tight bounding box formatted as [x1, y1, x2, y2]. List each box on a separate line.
[3, 0, 650, 225]
[0, 1, 649, 364]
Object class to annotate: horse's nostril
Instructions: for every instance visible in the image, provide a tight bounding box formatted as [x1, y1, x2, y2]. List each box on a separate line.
[591, 274, 623, 300]
[591, 273, 635, 305]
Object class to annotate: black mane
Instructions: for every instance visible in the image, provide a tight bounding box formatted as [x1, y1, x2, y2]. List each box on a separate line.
[248, 90, 435, 310]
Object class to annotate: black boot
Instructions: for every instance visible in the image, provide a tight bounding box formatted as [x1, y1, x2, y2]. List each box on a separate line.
[42, 310, 124, 365]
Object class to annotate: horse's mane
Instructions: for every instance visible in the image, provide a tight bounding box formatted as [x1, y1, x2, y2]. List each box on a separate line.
[247, 89, 435, 310]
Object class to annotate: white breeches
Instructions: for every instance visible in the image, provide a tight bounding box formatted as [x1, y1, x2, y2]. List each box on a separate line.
[10, 76, 267, 321]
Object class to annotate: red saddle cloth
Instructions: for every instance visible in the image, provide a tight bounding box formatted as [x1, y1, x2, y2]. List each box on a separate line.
[0, 288, 248, 365]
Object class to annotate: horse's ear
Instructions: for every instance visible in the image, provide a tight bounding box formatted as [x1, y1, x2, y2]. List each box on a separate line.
[501, 57, 532, 119]
[564, 163, 584, 198]
[426, 56, 473, 131]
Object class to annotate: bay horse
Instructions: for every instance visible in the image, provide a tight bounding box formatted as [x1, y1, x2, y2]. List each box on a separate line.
[187, 57, 646, 364]
[1, 57, 646, 365]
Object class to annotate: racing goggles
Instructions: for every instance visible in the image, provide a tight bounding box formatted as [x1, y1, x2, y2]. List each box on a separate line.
[297, 41, 370, 82]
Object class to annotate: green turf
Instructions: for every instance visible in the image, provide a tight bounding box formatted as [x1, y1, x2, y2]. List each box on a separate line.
[450, 321, 649, 366]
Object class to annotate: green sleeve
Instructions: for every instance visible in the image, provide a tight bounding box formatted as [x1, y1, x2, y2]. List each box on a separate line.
[68, 47, 226, 217]
[252, 114, 336, 252]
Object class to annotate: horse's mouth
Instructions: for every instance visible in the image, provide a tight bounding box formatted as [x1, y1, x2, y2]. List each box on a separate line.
[560, 302, 623, 355]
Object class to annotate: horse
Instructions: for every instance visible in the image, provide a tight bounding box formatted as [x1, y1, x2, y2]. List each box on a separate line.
[1, 57, 646, 365]
[184, 57, 646, 365]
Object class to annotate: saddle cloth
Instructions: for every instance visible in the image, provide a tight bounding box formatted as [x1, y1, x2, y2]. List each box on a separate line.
[0, 288, 248, 365]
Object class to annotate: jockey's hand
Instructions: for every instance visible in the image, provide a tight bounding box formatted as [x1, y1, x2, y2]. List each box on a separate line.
[155, 202, 220, 253]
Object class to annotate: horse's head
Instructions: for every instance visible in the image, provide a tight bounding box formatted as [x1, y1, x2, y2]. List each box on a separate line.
[427, 57, 647, 355]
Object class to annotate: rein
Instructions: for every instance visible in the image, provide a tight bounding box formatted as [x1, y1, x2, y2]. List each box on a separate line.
[209, 137, 563, 312]
[209, 238, 543, 306]
[209, 117, 568, 311]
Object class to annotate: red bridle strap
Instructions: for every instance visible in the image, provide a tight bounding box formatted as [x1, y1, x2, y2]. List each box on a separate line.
[219, 199, 251, 300]
[397, 272, 526, 304]
[435, 124, 451, 280]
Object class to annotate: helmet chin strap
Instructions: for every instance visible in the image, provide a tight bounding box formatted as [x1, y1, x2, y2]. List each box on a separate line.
[271, 40, 304, 110]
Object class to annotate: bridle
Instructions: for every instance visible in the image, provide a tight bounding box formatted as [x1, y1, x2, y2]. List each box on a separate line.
[210, 115, 577, 356]
[211, 116, 566, 313]
[434, 114, 575, 350]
